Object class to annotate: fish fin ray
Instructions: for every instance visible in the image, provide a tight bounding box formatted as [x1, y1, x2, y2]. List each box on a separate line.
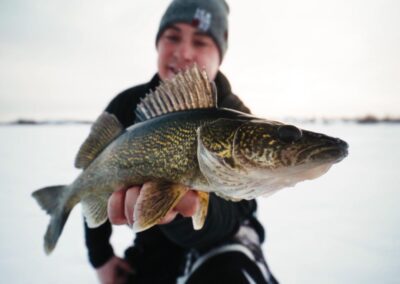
[192, 191, 209, 230]
[32, 185, 76, 254]
[135, 65, 216, 122]
[75, 112, 124, 169]
[81, 195, 109, 228]
[133, 182, 187, 232]
[32, 185, 66, 214]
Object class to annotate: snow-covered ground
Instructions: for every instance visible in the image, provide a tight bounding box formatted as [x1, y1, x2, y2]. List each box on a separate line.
[0, 123, 398, 283]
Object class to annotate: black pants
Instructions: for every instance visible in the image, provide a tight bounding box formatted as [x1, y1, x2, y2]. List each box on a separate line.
[125, 226, 278, 284]
[179, 245, 278, 284]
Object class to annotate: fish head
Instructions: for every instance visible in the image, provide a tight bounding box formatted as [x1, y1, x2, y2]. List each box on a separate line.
[197, 118, 348, 200]
[233, 119, 349, 173]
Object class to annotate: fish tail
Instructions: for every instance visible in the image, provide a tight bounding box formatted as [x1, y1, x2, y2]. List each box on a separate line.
[32, 185, 76, 254]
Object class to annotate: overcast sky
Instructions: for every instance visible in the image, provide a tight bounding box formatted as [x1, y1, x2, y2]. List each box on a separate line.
[1, 0, 399, 121]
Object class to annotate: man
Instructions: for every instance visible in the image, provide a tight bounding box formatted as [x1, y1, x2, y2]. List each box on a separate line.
[85, 1, 278, 283]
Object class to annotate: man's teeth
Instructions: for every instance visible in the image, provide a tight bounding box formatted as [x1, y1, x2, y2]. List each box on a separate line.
[168, 66, 177, 73]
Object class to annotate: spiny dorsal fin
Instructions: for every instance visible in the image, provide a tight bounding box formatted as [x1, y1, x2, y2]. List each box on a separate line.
[75, 112, 124, 169]
[135, 65, 217, 121]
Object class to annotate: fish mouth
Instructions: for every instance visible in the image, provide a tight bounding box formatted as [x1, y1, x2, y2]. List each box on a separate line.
[297, 139, 348, 164]
[313, 146, 348, 163]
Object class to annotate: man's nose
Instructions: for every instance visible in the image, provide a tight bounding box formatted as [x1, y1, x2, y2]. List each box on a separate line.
[176, 42, 195, 62]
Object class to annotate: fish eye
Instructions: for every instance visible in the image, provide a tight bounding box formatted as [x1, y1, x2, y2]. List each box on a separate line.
[277, 125, 302, 143]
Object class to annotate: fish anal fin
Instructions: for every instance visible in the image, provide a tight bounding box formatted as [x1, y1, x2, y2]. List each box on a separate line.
[133, 182, 187, 232]
[192, 191, 209, 230]
[75, 112, 124, 169]
[81, 195, 109, 228]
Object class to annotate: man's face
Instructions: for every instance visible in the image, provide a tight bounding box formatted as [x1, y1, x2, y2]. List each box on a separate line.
[157, 23, 221, 81]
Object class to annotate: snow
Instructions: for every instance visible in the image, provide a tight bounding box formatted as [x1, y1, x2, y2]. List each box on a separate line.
[0, 123, 399, 283]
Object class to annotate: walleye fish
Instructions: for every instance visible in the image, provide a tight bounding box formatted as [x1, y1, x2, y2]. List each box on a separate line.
[32, 66, 348, 254]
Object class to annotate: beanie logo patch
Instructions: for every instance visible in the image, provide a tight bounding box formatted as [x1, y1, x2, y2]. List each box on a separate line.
[193, 8, 211, 32]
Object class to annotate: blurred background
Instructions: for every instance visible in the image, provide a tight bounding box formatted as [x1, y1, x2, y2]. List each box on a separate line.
[0, 0, 399, 283]
[1, 0, 399, 121]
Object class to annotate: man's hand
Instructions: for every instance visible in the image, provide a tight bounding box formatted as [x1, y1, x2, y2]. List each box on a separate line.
[107, 184, 199, 226]
[96, 256, 133, 284]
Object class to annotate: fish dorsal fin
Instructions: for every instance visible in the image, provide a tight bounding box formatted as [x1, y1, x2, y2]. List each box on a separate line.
[75, 112, 124, 169]
[135, 65, 217, 121]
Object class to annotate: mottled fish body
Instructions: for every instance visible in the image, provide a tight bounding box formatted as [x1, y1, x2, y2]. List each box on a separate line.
[32, 66, 348, 254]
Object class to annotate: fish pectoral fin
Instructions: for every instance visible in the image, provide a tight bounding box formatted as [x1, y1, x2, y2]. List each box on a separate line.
[133, 182, 187, 232]
[81, 195, 109, 228]
[192, 191, 209, 230]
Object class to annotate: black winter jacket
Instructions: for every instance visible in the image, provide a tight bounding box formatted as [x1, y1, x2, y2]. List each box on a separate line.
[84, 72, 265, 269]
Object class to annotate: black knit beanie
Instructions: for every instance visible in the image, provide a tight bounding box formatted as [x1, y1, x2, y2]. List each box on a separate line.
[156, 0, 229, 61]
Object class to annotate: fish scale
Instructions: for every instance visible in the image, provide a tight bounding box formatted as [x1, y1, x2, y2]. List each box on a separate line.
[32, 66, 348, 254]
